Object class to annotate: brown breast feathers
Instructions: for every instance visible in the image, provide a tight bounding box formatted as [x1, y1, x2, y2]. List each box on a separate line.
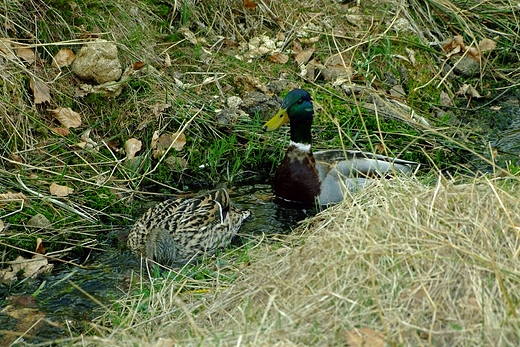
[273, 146, 320, 205]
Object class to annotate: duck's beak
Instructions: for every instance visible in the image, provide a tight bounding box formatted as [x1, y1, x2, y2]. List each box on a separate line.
[262, 108, 289, 131]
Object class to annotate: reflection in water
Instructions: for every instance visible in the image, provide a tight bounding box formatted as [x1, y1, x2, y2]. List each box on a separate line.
[0, 183, 313, 343]
[231, 184, 316, 236]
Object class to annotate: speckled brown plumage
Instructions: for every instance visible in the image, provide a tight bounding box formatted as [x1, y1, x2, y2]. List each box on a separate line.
[127, 187, 250, 267]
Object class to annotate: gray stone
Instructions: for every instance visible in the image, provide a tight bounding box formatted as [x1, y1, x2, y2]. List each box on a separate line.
[72, 40, 122, 84]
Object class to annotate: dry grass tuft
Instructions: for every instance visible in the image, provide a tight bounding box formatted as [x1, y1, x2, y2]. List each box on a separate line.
[85, 175, 520, 346]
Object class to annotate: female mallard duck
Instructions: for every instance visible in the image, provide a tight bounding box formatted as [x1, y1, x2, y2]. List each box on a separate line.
[127, 187, 250, 267]
[263, 89, 419, 205]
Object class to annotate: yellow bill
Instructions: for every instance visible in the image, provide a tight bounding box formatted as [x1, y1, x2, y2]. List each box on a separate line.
[262, 108, 289, 131]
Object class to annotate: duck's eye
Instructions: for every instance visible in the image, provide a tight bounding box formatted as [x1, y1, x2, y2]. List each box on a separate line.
[297, 99, 304, 105]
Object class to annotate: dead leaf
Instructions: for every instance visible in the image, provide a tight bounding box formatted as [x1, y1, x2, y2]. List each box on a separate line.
[49, 182, 74, 197]
[269, 53, 289, 64]
[133, 61, 146, 70]
[77, 129, 98, 151]
[374, 143, 386, 154]
[243, 0, 258, 10]
[11, 153, 22, 163]
[16, 47, 35, 64]
[51, 127, 71, 136]
[0, 255, 53, 283]
[48, 107, 82, 128]
[456, 84, 482, 98]
[0, 39, 15, 58]
[443, 35, 464, 55]
[125, 138, 142, 160]
[344, 328, 386, 347]
[293, 40, 303, 54]
[0, 191, 28, 204]
[52, 48, 75, 67]
[466, 46, 481, 63]
[35, 238, 46, 254]
[151, 132, 186, 159]
[30, 77, 51, 104]
[6, 294, 37, 308]
[440, 91, 453, 107]
[295, 48, 314, 66]
[0, 219, 4, 232]
[106, 140, 120, 153]
[164, 53, 171, 67]
[3, 305, 45, 320]
[479, 38, 496, 52]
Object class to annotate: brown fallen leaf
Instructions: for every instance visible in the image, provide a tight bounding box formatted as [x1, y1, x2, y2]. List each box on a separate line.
[35, 238, 46, 254]
[16, 47, 35, 64]
[30, 77, 51, 104]
[6, 294, 37, 308]
[456, 84, 483, 98]
[164, 53, 171, 67]
[51, 127, 71, 136]
[48, 107, 82, 128]
[2, 304, 48, 346]
[0, 191, 28, 204]
[52, 48, 75, 67]
[243, 0, 258, 10]
[0, 38, 16, 59]
[133, 61, 146, 70]
[374, 143, 386, 154]
[479, 38, 496, 52]
[0, 255, 53, 283]
[106, 140, 120, 153]
[269, 52, 289, 64]
[125, 138, 142, 160]
[151, 132, 186, 159]
[11, 153, 22, 163]
[49, 182, 74, 197]
[295, 48, 314, 66]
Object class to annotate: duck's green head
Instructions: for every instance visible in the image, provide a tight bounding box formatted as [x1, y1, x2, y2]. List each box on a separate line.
[262, 89, 314, 132]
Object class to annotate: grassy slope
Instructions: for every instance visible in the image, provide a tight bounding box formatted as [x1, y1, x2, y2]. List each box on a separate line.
[0, 0, 519, 345]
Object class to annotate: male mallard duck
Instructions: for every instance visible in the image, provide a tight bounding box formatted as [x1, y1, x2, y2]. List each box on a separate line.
[127, 187, 250, 267]
[263, 89, 419, 205]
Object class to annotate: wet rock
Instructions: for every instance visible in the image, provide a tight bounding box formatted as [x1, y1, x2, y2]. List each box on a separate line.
[241, 91, 282, 118]
[72, 40, 122, 84]
[27, 213, 51, 229]
[452, 56, 479, 77]
[267, 80, 299, 95]
[227, 95, 243, 109]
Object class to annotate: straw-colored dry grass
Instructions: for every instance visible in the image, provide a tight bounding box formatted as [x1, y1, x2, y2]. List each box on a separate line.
[81, 175, 520, 346]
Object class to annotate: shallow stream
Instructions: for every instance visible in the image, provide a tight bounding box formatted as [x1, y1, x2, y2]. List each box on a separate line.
[0, 184, 312, 345]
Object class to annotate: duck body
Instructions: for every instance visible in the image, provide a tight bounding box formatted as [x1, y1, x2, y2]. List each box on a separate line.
[127, 187, 250, 267]
[263, 89, 419, 205]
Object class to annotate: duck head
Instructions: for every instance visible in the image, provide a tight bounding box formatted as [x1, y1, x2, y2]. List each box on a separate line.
[263, 89, 314, 145]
